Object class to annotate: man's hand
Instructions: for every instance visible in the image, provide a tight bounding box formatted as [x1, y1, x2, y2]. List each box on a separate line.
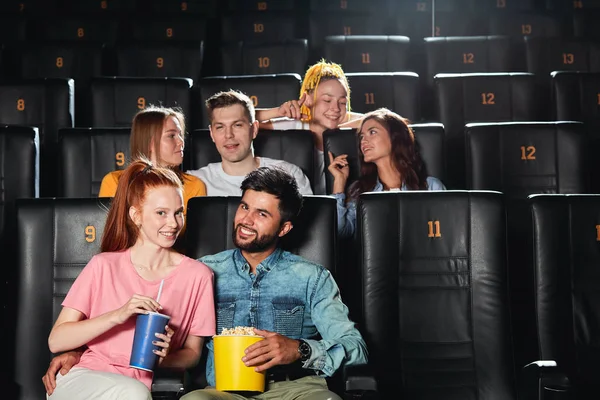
[242, 328, 301, 372]
[42, 350, 82, 395]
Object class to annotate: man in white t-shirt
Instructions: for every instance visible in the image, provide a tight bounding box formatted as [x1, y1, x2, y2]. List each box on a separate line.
[186, 90, 313, 196]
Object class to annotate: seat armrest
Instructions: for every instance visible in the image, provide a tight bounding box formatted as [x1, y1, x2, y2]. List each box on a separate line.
[152, 369, 185, 398]
[520, 360, 571, 400]
[344, 364, 378, 396]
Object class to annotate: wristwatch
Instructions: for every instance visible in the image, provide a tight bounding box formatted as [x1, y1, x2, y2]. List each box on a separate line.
[298, 339, 311, 362]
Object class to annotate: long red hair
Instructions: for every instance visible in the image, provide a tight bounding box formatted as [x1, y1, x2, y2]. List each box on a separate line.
[101, 158, 183, 252]
[348, 108, 429, 200]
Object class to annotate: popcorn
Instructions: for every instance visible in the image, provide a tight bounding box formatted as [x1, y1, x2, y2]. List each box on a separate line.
[219, 326, 258, 336]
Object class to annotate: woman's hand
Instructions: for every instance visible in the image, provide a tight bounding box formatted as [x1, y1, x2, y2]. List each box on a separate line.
[113, 294, 162, 325]
[277, 93, 308, 120]
[155, 325, 175, 366]
[328, 151, 350, 194]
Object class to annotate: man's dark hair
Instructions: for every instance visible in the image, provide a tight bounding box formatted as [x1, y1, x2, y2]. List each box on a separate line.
[205, 90, 255, 124]
[241, 167, 303, 224]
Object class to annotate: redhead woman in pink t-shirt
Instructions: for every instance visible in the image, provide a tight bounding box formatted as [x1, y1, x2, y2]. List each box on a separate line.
[45, 158, 216, 400]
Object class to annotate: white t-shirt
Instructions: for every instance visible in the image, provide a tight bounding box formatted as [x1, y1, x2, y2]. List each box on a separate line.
[186, 157, 313, 196]
[269, 118, 326, 195]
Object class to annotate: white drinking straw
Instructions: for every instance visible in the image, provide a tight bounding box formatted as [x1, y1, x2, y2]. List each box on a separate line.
[156, 279, 165, 304]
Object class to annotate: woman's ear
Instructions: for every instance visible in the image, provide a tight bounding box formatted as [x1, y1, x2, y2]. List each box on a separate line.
[129, 206, 141, 227]
[303, 91, 314, 108]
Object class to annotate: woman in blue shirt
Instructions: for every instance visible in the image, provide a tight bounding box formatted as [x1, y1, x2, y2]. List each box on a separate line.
[329, 108, 446, 237]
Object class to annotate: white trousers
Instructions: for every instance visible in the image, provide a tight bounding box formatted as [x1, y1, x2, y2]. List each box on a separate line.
[47, 367, 152, 400]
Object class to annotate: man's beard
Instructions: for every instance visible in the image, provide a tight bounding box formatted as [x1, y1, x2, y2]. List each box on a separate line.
[232, 224, 278, 253]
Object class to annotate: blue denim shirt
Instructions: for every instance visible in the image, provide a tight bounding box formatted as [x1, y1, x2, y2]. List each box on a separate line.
[199, 248, 368, 387]
[335, 176, 447, 238]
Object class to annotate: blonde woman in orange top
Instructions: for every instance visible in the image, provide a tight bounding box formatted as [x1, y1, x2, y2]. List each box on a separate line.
[99, 106, 206, 210]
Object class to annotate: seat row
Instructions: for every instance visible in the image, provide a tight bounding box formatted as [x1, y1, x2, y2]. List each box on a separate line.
[2, 68, 600, 130]
[2, 35, 599, 99]
[7, 191, 600, 399]
[1, 119, 598, 197]
[0, 36, 600, 111]
[3, 0, 584, 16]
[3, 2, 600, 45]
[3, 71, 600, 189]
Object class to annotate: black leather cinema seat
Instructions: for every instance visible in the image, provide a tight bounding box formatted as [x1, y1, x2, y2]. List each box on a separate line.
[323, 35, 411, 73]
[13, 41, 104, 80]
[551, 71, 600, 123]
[392, 10, 483, 40]
[530, 194, 600, 398]
[0, 78, 74, 197]
[466, 121, 588, 198]
[12, 41, 104, 126]
[525, 37, 600, 81]
[573, 9, 600, 40]
[35, 17, 119, 45]
[0, 15, 27, 43]
[197, 74, 301, 128]
[88, 77, 193, 127]
[551, 71, 600, 193]
[226, 0, 294, 12]
[323, 123, 446, 195]
[12, 198, 185, 400]
[185, 195, 337, 275]
[184, 129, 315, 192]
[13, 198, 112, 400]
[422, 35, 519, 119]
[308, 13, 385, 53]
[489, 13, 567, 37]
[2, 126, 39, 396]
[220, 39, 308, 76]
[425, 36, 518, 84]
[148, 0, 218, 16]
[115, 41, 204, 81]
[309, 0, 388, 13]
[0, 125, 39, 262]
[58, 127, 131, 198]
[221, 12, 297, 43]
[466, 121, 589, 373]
[131, 16, 208, 43]
[434, 72, 541, 189]
[345, 72, 421, 120]
[358, 191, 516, 399]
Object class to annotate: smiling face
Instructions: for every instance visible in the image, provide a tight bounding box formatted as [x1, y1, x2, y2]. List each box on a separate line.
[151, 116, 185, 167]
[306, 79, 348, 132]
[359, 119, 393, 164]
[130, 185, 184, 249]
[232, 189, 292, 254]
[209, 104, 258, 164]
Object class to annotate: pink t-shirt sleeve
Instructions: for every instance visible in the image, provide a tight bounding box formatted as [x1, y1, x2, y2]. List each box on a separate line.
[62, 255, 99, 318]
[189, 261, 216, 337]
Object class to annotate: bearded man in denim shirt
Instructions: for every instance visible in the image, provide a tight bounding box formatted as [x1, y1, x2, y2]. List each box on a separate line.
[182, 167, 367, 400]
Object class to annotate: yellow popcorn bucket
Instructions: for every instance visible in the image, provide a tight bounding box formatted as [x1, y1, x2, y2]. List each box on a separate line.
[213, 335, 266, 392]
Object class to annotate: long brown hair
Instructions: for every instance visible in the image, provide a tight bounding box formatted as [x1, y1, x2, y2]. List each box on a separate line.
[129, 105, 187, 181]
[101, 158, 183, 252]
[348, 108, 429, 200]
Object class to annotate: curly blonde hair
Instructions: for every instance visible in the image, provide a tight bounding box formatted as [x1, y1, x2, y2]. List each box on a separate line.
[299, 59, 351, 122]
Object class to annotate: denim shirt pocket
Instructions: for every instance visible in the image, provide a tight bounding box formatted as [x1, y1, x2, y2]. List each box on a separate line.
[272, 300, 305, 337]
[216, 301, 236, 333]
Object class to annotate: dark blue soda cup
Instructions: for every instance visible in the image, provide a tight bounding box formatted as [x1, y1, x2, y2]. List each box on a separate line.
[129, 312, 171, 371]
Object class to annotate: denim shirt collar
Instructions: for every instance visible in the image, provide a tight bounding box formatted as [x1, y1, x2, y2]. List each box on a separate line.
[233, 247, 284, 274]
[373, 177, 406, 192]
